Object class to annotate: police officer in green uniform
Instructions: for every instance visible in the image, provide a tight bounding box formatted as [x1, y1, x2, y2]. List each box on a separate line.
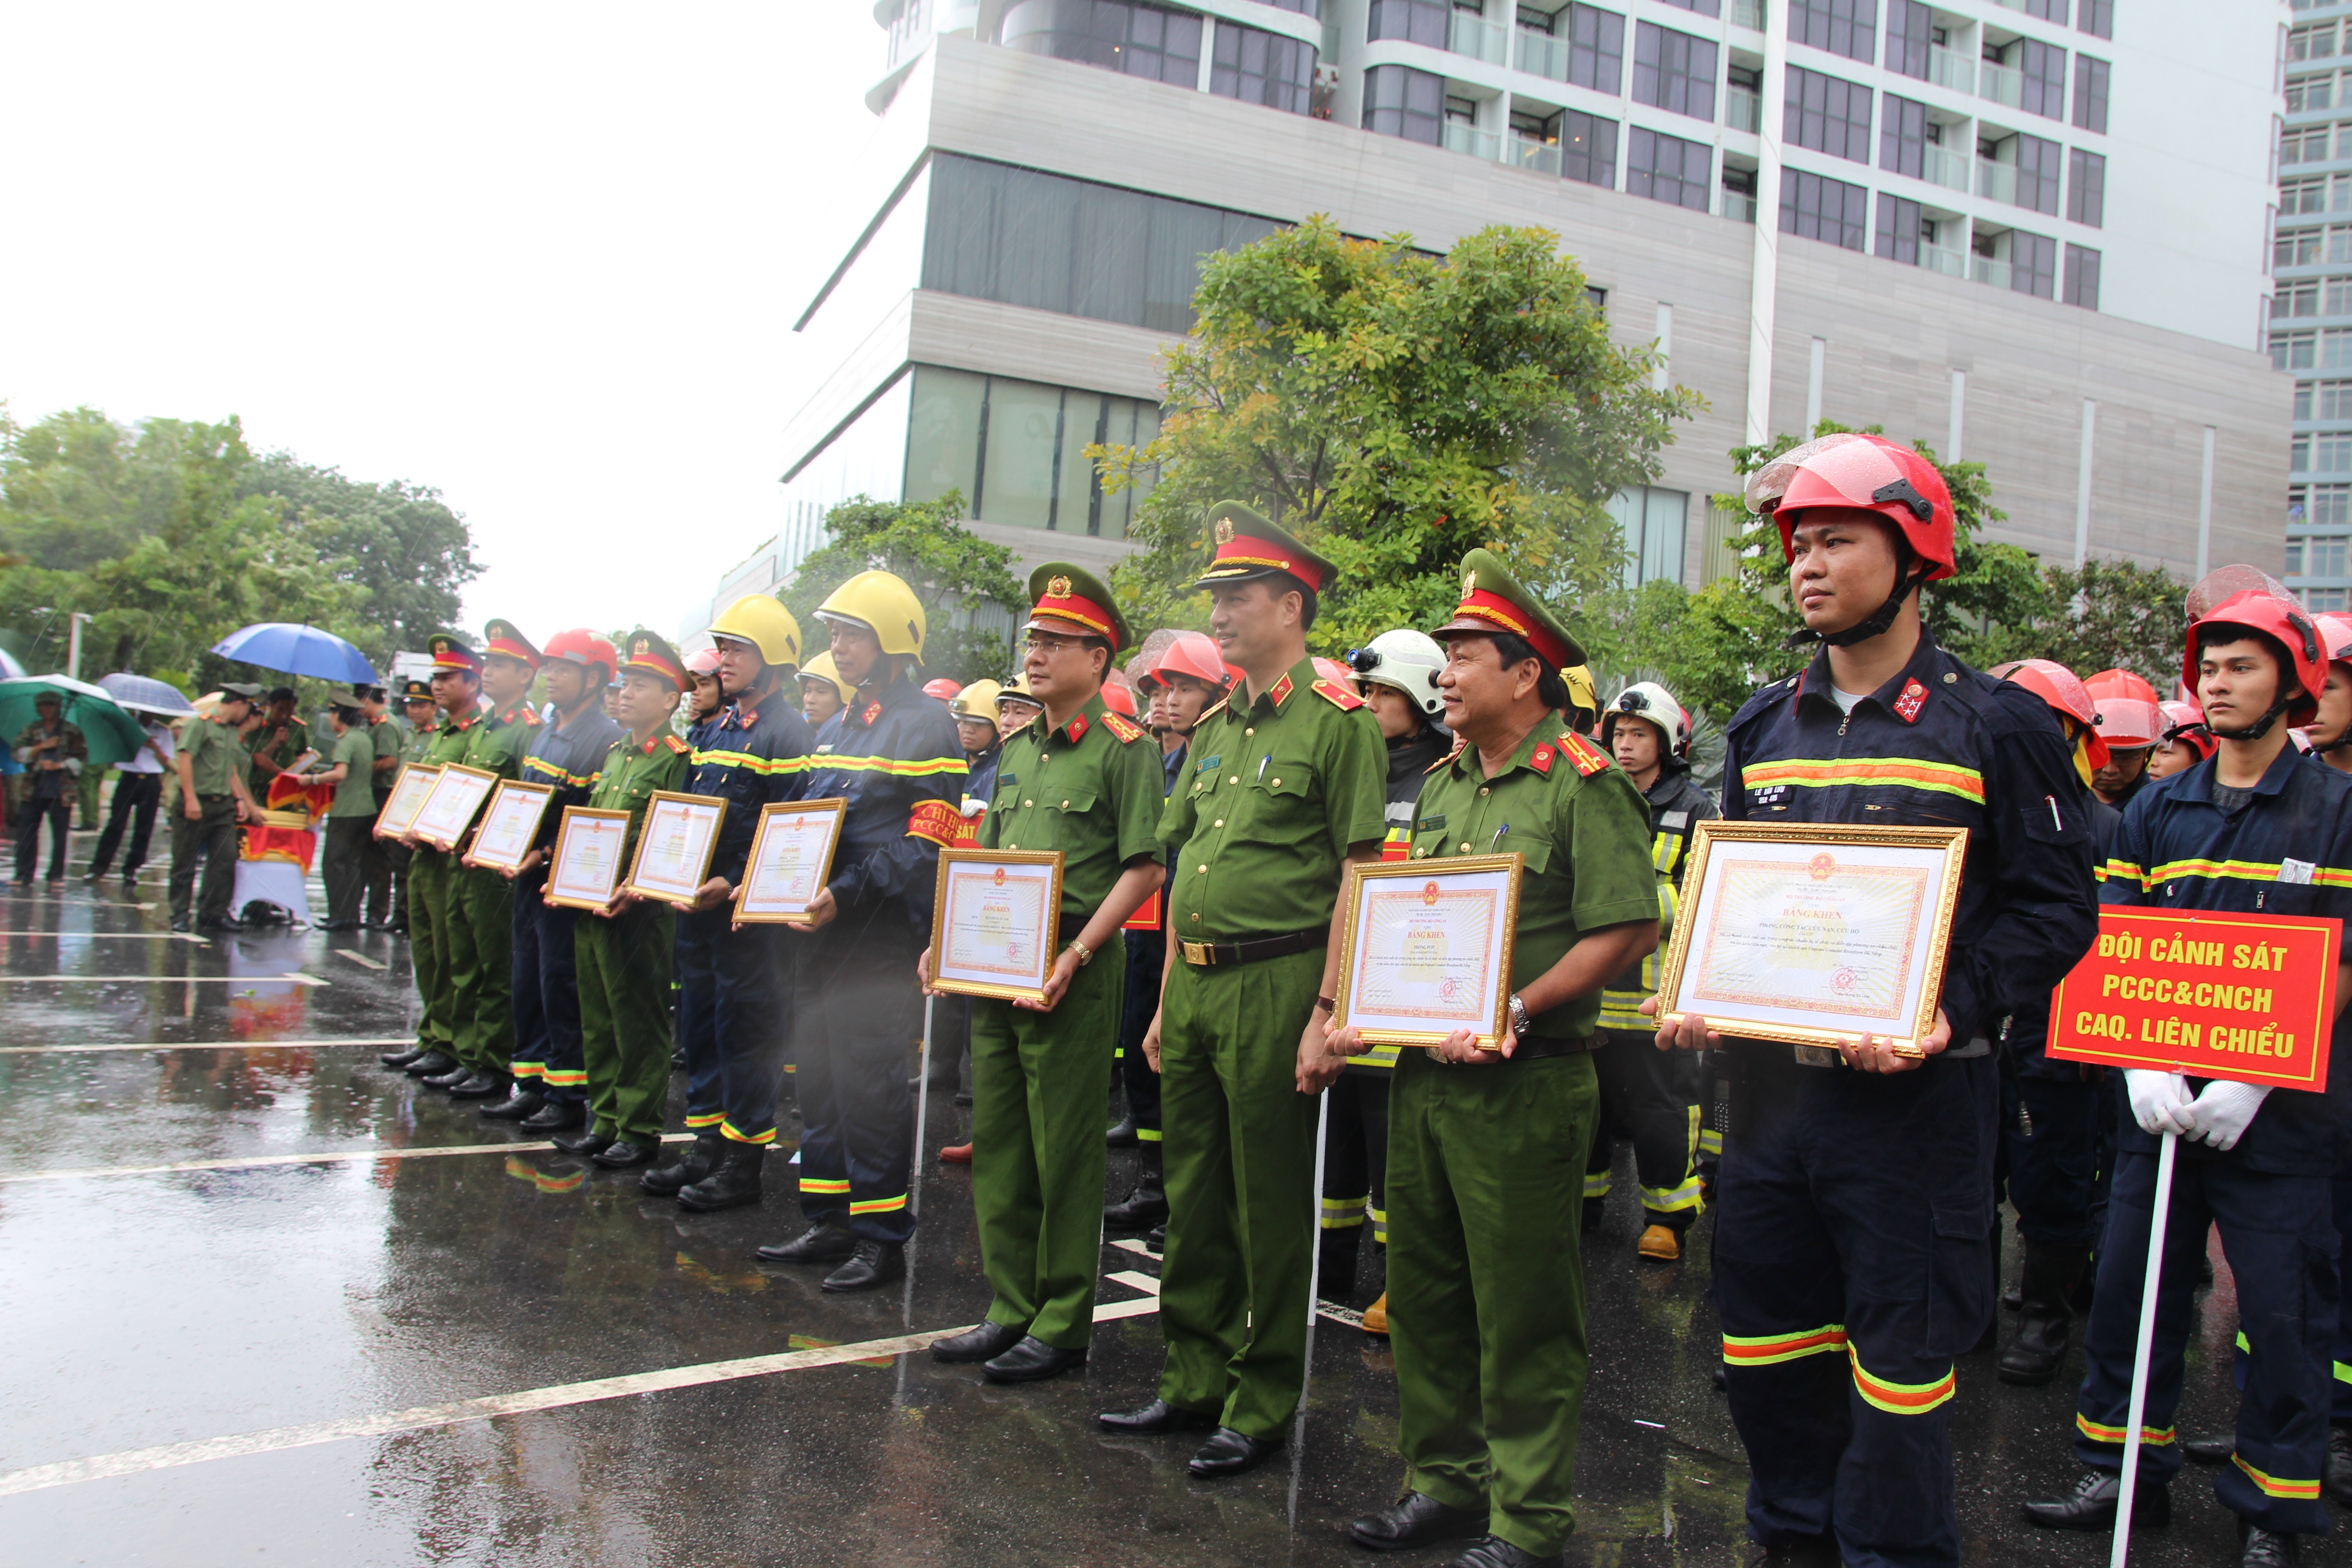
[926, 565, 1167, 1384]
[558, 631, 693, 1166]
[1337, 552, 1659, 1568]
[442, 620, 544, 1100]
[382, 680, 436, 936]
[167, 682, 261, 933]
[396, 636, 487, 1083]
[1098, 503, 1387, 1478]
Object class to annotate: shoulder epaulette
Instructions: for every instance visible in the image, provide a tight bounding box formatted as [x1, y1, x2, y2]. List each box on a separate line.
[1556, 732, 1612, 777]
[521, 708, 542, 726]
[1312, 679, 1365, 711]
[663, 735, 689, 754]
[1195, 696, 1230, 726]
[1426, 735, 1468, 774]
[1101, 710, 1146, 743]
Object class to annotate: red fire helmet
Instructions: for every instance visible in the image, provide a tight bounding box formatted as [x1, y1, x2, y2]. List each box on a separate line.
[2183, 589, 2327, 726]
[1744, 432, 1957, 582]
[1992, 659, 2109, 770]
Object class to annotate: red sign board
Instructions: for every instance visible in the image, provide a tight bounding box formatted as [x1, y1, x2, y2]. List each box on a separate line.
[2048, 909, 2341, 1090]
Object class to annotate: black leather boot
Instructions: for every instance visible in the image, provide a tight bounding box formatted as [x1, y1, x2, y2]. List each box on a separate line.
[1349, 1492, 1488, 1551]
[1105, 1115, 1140, 1147]
[2241, 1522, 2303, 1566]
[756, 1223, 856, 1264]
[380, 1045, 430, 1069]
[641, 1132, 723, 1197]
[445, 1069, 509, 1100]
[479, 1084, 544, 1121]
[1999, 1240, 2087, 1385]
[520, 1098, 585, 1132]
[1106, 1146, 1166, 1230]
[821, 1240, 904, 1291]
[676, 1141, 765, 1212]
[2022, 1471, 2169, 1530]
[405, 1049, 459, 1079]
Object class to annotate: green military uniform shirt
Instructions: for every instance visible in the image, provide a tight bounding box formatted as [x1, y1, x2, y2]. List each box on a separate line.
[401, 721, 435, 766]
[980, 691, 1166, 916]
[370, 714, 402, 795]
[179, 716, 244, 797]
[1407, 718, 1658, 1041]
[1160, 657, 1388, 941]
[245, 714, 311, 790]
[460, 701, 537, 787]
[328, 727, 378, 818]
[588, 730, 691, 863]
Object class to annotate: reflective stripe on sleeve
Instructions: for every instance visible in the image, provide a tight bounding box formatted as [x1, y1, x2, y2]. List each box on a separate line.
[1740, 757, 1985, 803]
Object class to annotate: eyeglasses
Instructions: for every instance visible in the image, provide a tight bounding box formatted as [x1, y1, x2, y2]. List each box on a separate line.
[1022, 636, 1085, 655]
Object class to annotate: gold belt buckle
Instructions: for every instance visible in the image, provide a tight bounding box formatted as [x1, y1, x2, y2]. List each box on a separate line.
[1793, 1044, 1842, 1069]
[1181, 940, 1215, 966]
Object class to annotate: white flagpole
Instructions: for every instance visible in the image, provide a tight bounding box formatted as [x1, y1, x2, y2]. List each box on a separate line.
[2109, 1129, 2180, 1568]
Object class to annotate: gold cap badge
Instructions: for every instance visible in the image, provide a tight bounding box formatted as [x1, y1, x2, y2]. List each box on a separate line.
[1047, 575, 1073, 599]
[633, 638, 650, 656]
[1463, 570, 1477, 594]
[1214, 518, 1235, 545]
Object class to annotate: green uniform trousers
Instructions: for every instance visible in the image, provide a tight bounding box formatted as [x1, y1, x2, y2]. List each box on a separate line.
[407, 850, 458, 1052]
[1387, 1047, 1600, 1559]
[577, 900, 676, 1147]
[971, 957, 1124, 1350]
[448, 865, 514, 1072]
[1155, 946, 1323, 1439]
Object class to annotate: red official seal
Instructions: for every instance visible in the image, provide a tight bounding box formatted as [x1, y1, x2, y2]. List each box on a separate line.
[1808, 853, 1836, 881]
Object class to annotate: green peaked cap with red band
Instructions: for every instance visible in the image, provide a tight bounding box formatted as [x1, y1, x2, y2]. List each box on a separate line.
[617, 627, 689, 693]
[1191, 500, 1337, 598]
[1026, 561, 1131, 650]
[1431, 548, 1584, 673]
[426, 630, 482, 673]
[481, 618, 542, 669]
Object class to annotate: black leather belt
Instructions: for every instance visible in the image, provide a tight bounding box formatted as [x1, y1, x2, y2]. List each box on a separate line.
[1426, 1034, 1601, 1064]
[1176, 928, 1325, 967]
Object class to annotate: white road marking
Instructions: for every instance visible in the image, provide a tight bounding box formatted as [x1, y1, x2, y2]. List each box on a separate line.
[0, 1295, 1167, 1496]
[1110, 1237, 1162, 1261]
[332, 949, 387, 970]
[1103, 1269, 1162, 1296]
[0, 931, 206, 943]
[0, 973, 325, 985]
[0, 1134, 692, 1185]
[0, 1037, 410, 1056]
[1317, 1301, 1367, 1329]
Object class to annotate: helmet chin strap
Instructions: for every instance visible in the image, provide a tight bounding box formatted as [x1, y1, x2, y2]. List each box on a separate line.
[2208, 695, 2290, 744]
[1786, 548, 1931, 651]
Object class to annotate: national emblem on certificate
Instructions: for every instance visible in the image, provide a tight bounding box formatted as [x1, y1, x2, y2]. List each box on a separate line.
[1333, 854, 1522, 1048]
[1655, 822, 1968, 1054]
[622, 791, 726, 905]
[409, 763, 499, 851]
[546, 806, 632, 911]
[927, 849, 1064, 1002]
[467, 779, 555, 872]
[735, 798, 847, 925]
[374, 763, 441, 841]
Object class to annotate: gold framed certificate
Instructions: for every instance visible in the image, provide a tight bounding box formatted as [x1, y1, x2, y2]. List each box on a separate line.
[927, 848, 1065, 1003]
[467, 779, 556, 872]
[1333, 854, 1523, 1050]
[1655, 822, 1969, 1057]
[622, 791, 728, 906]
[373, 763, 441, 840]
[546, 806, 631, 911]
[735, 798, 847, 925]
[409, 763, 499, 851]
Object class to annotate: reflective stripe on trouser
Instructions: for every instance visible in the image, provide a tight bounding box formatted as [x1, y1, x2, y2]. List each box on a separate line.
[1585, 1030, 1704, 1227]
[1711, 1050, 1994, 1568]
[971, 957, 1122, 1349]
[676, 909, 792, 1144]
[1390, 1047, 1598, 1558]
[1117, 930, 1165, 1134]
[2074, 1149, 2336, 1535]
[447, 865, 514, 1073]
[510, 870, 588, 1099]
[1322, 1069, 1390, 1240]
[794, 916, 923, 1245]
[1996, 1068, 2100, 1247]
[576, 899, 676, 1147]
[1156, 947, 1323, 1440]
[673, 911, 724, 1131]
[406, 850, 459, 1052]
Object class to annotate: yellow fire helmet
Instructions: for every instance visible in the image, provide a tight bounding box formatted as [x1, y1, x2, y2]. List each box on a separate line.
[951, 680, 1003, 721]
[796, 650, 853, 705]
[709, 594, 803, 671]
[1563, 663, 1599, 723]
[815, 569, 926, 662]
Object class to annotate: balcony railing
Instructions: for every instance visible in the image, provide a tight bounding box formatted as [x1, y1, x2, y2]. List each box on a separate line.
[1928, 46, 1973, 93]
[1978, 58, 2024, 108]
[1922, 243, 1969, 277]
[1731, 0, 1764, 29]
[1719, 189, 1759, 222]
[1506, 132, 1562, 176]
[1971, 254, 2013, 289]
[1921, 143, 1971, 191]
[1514, 27, 1570, 82]
[1442, 118, 1502, 161]
[1449, 10, 1508, 65]
[1726, 84, 1761, 132]
[1976, 159, 2018, 203]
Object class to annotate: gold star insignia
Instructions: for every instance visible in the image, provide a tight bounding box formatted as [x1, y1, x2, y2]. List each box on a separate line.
[1463, 571, 1477, 594]
[1047, 575, 1073, 599]
[1214, 518, 1235, 545]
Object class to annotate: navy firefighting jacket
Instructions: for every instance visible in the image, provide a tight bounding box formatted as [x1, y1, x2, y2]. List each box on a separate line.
[800, 674, 967, 935]
[686, 691, 815, 886]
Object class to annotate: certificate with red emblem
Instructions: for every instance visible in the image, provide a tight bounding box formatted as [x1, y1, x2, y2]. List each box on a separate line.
[928, 849, 1065, 1002]
[1334, 854, 1523, 1050]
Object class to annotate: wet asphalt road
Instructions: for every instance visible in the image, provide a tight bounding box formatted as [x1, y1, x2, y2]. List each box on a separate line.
[0, 845, 2342, 1567]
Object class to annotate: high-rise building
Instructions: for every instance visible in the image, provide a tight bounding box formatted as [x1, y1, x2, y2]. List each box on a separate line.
[2278, 1, 2352, 611]
[698, 0, 2290, 637]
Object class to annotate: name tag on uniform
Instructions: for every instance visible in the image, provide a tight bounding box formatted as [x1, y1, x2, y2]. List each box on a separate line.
[1661, 810, 1688, 828]
[1195, 755, 1221, 773]
[1416, 813, 1447, 832]
[996, 773, 1018, 788]
[2281, 857, 2316, 885]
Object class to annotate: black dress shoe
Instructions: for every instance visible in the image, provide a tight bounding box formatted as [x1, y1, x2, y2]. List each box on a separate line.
[1098, 1398, 1217, 1435]
[592, 1140, 659, 1170]
[445, 1070, 508, 1099]
[519, 1098, 586, 1132]
[2243, 1523, 2303, 1566]
[421, 1063, 472, 1089]
[552, 1129, 615, 1157]
[169, 916, 191, 933]
[676, 1143, 765, 1212]
[931, 1320, 1026, 1364]
[984, 1336, 1088, 1384]
[2022, 1471, 2169, 1531]
[1351, 1492, 1489, 1552]
[1445, 1538, 1559, 1568]
[403, 1048, 458, 1078]
[1106, 1115, 1140, 1147]
[2185, 1433, 2235, 1464]
[755, 1223, 857, 1264]
[479, 1086, 544, 1121]
[1188, 1427, 1282, 1478]
[821, 1240, 904, 1292]
[1105, 1182, 1169, 1230]
[641, 1132, 723, 1196]
[380, 1045, 430, 1069]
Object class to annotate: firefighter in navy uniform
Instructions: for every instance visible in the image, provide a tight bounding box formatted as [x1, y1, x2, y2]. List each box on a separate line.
[668, 644, 726, 1076]
[1589, 681, 1715, 1262]
[756, 569, 966, 1292]
[638, 596, 814, 1199]
[1649, 434, 2098, 1568]
[2025, 589, 2352, 1568]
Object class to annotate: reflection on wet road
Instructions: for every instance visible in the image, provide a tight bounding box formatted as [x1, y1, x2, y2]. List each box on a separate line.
[0, 867, 2331, 1565]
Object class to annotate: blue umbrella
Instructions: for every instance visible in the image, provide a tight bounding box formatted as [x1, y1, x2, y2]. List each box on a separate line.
[211, 623, 378, 685]
[97, 670, 197, 719]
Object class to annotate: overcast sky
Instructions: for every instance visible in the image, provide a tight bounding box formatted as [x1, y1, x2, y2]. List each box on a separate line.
[2, 1, 877, 644]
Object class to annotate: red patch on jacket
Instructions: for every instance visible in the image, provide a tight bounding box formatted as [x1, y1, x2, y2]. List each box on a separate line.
[905, 799, 962, 848]
[1557, 733, 1612, 776]
[1893, 679, 1928, 723]
[1312, 679, 1365, 711]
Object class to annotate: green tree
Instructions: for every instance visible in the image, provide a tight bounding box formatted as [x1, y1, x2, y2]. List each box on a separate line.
[1094, 219, 1699, 654]
[780, 492, 1026, 685]
[236, 453, 480, 661]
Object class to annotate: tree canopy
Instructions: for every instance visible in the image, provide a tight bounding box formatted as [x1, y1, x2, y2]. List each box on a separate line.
[778, 492, 1026, 685]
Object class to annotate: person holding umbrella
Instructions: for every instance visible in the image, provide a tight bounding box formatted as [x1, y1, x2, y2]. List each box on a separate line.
[169, 683, 262, 932]
[12, 689, 89, 886]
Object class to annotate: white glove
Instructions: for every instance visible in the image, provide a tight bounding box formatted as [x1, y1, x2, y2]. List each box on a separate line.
[2124, 1070, 2196, 1137]
[2185, 1080, 2271, 1152]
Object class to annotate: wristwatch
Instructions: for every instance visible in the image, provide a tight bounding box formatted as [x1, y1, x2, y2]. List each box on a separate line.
[1507, 994, 1531, 1039]
[1067, 938, 1094, 967]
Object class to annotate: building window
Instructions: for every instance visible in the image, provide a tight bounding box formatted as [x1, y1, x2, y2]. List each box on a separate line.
[2290, 536, 2352, 578]
[1780, 167, 1868, 250]
[1877, 193, 1924, 263]
[1633, 21, 1717, 121]
[1607, 486, 1689, 585]
[2077, 0, 2111, 39]
[2296, 379, 2352, 419]
[1786, 66, 1873, 163]
[2063, 243, 2101, 309]
[2328, 277, 2352, 314]
[2279, 227, 2329, 269]
[2282, 280, 2322, 317]
[1884, 0, 1931, 81]
[2290, 22, 2340, 63]
[2072, 55, 2108, 134]
[2067, 147, 2106, 227]
[2284, 125, 2334, 166]
[1263, 0, 1319, 12]
[1211, 23, 1314, 115]
[1000, 0, 1203, 84]
[2013, 0, 2067, 20]
[1880, 93, 1930, 177]
[2284, 175, 2338, 216]
[1562, 109, 1620, 188]
[1626, 127, 1712, 210]
[1984, 132, 2064, 216]
[1655, 0, 1719, 13]
[1567, 5, 1626, 93]
[1367, 0, 1449, 48]
[1363, 64, 1445, 144]
[2011, 230, 2058, 299]
[905, 366, 1162, 537]
[2294, 485, 2352, 528]
[1789, 0, 1874, 64]
[2303, 587, 2352, 611]
[2277, 329, 2320, 370]
[2017, 37, 2067, 120]
[2288, 75, 2337, 114]
[2294, 432, 2352, 472]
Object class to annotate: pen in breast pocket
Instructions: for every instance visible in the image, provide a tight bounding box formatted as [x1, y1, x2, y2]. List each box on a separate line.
[1490, 822, 1510, 853]
[1257, 755, 1269, 783]
[2046, 794, 2061, 831]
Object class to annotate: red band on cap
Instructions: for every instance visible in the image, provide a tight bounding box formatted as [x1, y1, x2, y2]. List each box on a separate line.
[484, 637, 540, 668]
[1031, 591, 1116, 640]
[625, 651, 686, 691]
[1206, 534, 1324, 594]
[1450, 588, 1573, 670]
